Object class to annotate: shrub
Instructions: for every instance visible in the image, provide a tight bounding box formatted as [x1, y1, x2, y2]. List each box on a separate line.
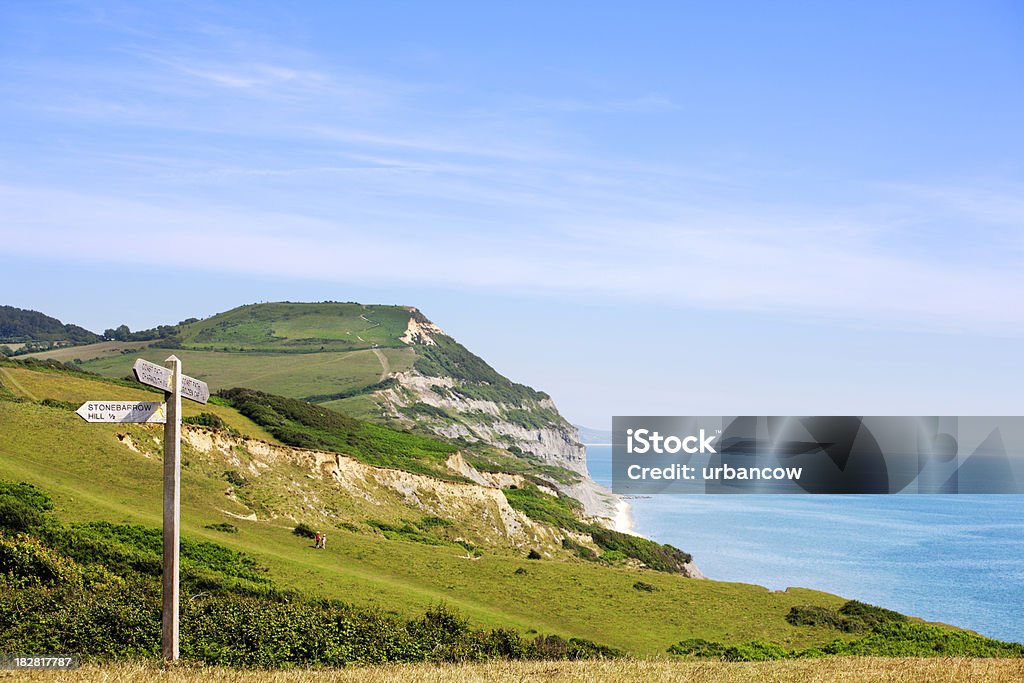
[0, 481, 627, 666]
[219, 388, 460, 481]
[632, 581, 657, 592]
[0, 497, 45, 533]
[0, 481, 54, 512]
[0, 534, 82, 588]
[838, 600, 907, 628]
[503, 485, 585, 532]
[667, 638, 789, 661]
[39, 398, 77, 411]
[787, 601, 908, 633]
[184, 412, 230, 431]
[223, 470, 248, 488]
[560, 537, 597, 561]
[589, 527, 693, 574]
[786, 605, 861, 632]
[527, 549, 542, 560]
[292, 523, 317, 539]
[204, 523, 238, 534]
[668, 638, 729, 658]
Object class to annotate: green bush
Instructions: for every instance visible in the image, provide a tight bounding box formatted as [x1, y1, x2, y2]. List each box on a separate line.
[668, 638, 729, 658]
[787, 600, 908, 633]
[39, 398, 77, 411]
[838, 600, 907, 628]
[560, 537, 597, 561]
[667, 638, 789, 661]
[599, 550, 626, 563]
[219, 388, 461, 481]
[786, 605, 862, 632]
[204, 523, 238, 534]
[819, 622, 1024, 658]
[224, 470, 249, 488]
[503, 485, 586, 532]
[0, 496, 45, 533]
[0, 481, 54, 512]
[0, 534, 82, 588]
[292, 523, 317, 539]
[1, 564, 623, 666]
[0, 480, 624, 666]
[589, 527, 693, 574]
[183, 412, 231, 432]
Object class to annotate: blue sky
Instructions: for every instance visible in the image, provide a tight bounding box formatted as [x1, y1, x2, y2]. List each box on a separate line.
[2, 1, 1023, 426]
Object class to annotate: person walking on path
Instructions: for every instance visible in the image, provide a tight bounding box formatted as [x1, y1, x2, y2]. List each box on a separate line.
[321, 533, 327, 550]
[314, 531, 322, 548]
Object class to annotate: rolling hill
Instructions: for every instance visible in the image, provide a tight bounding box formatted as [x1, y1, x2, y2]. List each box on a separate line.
[0, 358, 845, 654]
[26, 302, 614, 518]
[0, 305, 100, 354]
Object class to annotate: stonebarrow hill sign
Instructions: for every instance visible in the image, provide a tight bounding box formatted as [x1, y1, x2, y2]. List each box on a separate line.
[75, 356, 209, 661]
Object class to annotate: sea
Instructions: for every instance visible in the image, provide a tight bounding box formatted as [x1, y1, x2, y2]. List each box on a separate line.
[586, 445, 1024, 644]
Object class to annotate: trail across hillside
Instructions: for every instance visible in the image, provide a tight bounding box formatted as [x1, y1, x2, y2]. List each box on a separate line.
[371, 348, 390, 381]
[0, 366, 36, 400]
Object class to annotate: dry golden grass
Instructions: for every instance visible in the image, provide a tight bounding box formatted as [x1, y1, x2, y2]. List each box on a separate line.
[5, 658, 1024, 683]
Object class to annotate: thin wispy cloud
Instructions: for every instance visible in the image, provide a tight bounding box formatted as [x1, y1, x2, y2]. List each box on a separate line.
[3, 182, 1022, 335]
[2, 2, 1022, 339]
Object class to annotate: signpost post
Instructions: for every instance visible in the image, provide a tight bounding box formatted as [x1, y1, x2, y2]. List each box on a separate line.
[77, 356, 208, 662]
[161, 356, 183, 662]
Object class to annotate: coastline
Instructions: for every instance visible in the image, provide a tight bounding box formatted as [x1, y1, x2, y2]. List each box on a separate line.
[581, 441, 637, 535]
[613, 497, 635, 534]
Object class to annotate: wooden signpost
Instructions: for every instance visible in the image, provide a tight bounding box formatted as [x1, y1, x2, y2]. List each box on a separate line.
[75, 400, 166, 423]
[77, 356, 208, 661]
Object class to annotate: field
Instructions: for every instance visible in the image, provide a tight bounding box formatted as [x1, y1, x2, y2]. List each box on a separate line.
[23, 303, 421, 402]
[174, 303, 413, 351]
[0, 365, 276, 441]
[0, 364, 863, 656]
[70, 347, 414, 400]
[24, 340, 153, 364]
[8, 658, 1024, 682]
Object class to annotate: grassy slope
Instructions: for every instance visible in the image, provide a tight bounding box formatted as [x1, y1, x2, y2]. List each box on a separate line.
[0, 365, 276, 442]
[48, 303, 418, 403]
[0, 367, 857, 657]
[175, 302, 411, 351]
[76, 347, 413, 399]
[33, 303, 561, 436]
[22, 340, 154, 363]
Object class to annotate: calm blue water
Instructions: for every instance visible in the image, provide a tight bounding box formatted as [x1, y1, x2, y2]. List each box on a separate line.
[587, 445, 1024, 643]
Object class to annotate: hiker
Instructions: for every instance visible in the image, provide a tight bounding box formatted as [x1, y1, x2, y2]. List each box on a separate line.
[314, 531, 322, 548]
[321, 533, 327, 550]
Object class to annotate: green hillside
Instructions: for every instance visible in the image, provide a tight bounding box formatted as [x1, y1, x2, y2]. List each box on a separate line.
[0, 361, 861, 653]
[0, 305, 100, 353]
[2, 359, 1022, 667]
[175, 302, 413, 352]
[28, 303, 415, 400]
[74, 347, 414, 403]
[28, 302, 565, 436]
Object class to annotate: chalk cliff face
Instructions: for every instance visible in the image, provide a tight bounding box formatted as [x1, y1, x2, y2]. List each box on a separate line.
[174, 426, 700, 576]
[377, 310, 618, 521]
[177, 426, 598, 557]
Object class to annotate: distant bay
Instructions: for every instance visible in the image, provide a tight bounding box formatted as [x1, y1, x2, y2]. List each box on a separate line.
[586, 445, 1024, 643]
